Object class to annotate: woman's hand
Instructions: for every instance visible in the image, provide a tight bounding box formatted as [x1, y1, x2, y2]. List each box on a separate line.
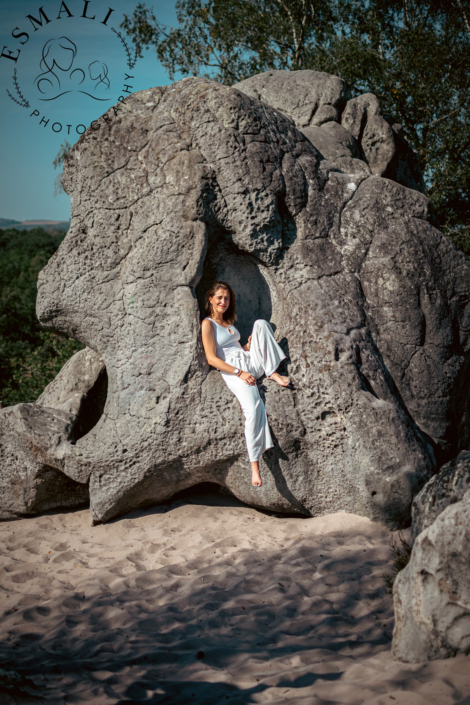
[244, 334, 252, 351]
[240, 371, 256, 386]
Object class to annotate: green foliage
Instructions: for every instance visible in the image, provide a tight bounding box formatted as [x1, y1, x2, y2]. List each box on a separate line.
[318, 0, 470, 246]
[0, 228, 85, 407]
[383, 531, 413, 596]
[52, 140, 72, 171]
[121, 0, 336, 82]
[442, 223, 470, 256]
[52, 140, 72, 198]
[2, 331, 84, 407]
[121, 0, 470, 244]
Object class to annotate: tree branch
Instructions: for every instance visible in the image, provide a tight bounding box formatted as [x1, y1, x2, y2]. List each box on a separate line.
[271, 0, 299, 55]
[424, 106, 461, 129]
[455, 0, 470, 41]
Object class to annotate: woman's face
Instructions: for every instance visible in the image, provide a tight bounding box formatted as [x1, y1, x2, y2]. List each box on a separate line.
[209, 288, 230, 316]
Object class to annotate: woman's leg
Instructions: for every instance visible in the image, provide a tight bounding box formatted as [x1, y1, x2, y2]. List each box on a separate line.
[249, 319, 288, 379]
[251, 461, 262, 487]
[221, 371, 274, 485]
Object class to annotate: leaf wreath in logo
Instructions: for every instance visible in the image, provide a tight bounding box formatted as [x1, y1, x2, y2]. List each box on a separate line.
[111, 27, 138, 70]
[6, 69, 30, 108]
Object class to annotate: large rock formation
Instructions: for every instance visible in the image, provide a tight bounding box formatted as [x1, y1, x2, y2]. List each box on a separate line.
[1, 71, 470, 526]
[392, 451, 470, 663]
[0, 348, 105, 519]
[392, 492, 470, 662]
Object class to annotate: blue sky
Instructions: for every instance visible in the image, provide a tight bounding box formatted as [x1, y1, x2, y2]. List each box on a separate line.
[0, 0, 182, 221]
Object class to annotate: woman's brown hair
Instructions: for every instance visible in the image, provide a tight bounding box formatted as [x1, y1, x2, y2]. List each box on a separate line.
[204, 281, 237, 324]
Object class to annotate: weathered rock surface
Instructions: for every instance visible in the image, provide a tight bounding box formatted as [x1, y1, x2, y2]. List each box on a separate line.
[0, 404, 88, 519]
[235, 71, 423, 193]
[392, 492, 470, 662]
[0, 347, 106, 519]
[36, 346, 104, 416]
[361, 114, 396, 176]
[411, 449, 470, 542]
[341, 93, 381, 140]
[393, 448, 470, 662]
[234, 70, 351, 127]
[301, 124, 370, 177]
[2, 71, 470, 525]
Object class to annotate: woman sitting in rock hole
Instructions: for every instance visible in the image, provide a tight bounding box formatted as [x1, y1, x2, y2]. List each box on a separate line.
[201, 281, 291, 488]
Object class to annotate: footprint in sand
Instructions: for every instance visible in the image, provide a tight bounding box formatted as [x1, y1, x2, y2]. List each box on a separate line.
[23, 605, 51, 622]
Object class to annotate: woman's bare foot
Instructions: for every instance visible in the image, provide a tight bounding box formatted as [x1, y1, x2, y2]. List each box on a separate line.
[251, 462, 262, 487]
[267, 371, 291, 387]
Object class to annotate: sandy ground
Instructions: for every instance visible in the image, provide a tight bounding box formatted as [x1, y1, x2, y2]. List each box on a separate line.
[0, 487, 469, 705]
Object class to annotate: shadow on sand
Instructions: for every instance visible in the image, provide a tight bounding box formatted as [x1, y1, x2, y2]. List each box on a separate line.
[0, 488, 414, 704]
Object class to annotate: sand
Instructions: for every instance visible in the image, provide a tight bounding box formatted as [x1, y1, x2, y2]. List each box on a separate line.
[0, 486, 469, 704]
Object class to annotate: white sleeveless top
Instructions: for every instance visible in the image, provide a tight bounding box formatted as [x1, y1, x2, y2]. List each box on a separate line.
[204, 317, 243, 362]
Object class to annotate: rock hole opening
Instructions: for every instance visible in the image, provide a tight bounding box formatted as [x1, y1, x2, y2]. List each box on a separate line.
[69, 366, 108, 444]
[195, 235, 273, 342]
[171, 482, 233, 502]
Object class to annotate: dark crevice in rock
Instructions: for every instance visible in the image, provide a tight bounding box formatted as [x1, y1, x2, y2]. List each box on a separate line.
[69, 367, 108, 444]
[29, 467, 89, 514]
[277, 192, 298, 253]
[353, 111, 369, 162]
[448, 353, 470, 456]
[354, 322, 439, 468]
[355, 347, 379, 399]
[416, 286, 427, 347]
[181, 363, 193, 385]
[358, 371, 379, 399]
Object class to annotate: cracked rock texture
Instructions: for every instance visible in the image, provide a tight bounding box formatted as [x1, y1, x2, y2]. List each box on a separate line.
[392, 492, 470, 662]
[0, 404, 88, 520]
[36, 347, 105, 416]
[393, 448, 470, 662]
[234, 70, 425, 191]
[2, 72, 470, 526]
[393, 423, 470, 664]
[411, 450, 470, 542]
[0, 348, 105, 518]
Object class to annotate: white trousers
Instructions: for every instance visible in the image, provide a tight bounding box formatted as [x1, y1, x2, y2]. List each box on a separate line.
[220, 319, 286, 462]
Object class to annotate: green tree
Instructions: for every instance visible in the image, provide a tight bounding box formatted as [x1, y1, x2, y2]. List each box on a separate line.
[122, 0, 470, 250]
[0, 227, 84, 407]
[319, 0, 470, 251]
[121, 0, 336, 82]
[52, 139, 72, 198]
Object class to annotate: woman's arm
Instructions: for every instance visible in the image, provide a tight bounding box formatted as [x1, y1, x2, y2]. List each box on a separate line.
[201, 320, 256, 386]
[201, 319, 240, 374]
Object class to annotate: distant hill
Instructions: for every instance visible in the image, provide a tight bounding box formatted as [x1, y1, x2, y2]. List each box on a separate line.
[0, 218, 21, 227]
[0, 218, 70, 233]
